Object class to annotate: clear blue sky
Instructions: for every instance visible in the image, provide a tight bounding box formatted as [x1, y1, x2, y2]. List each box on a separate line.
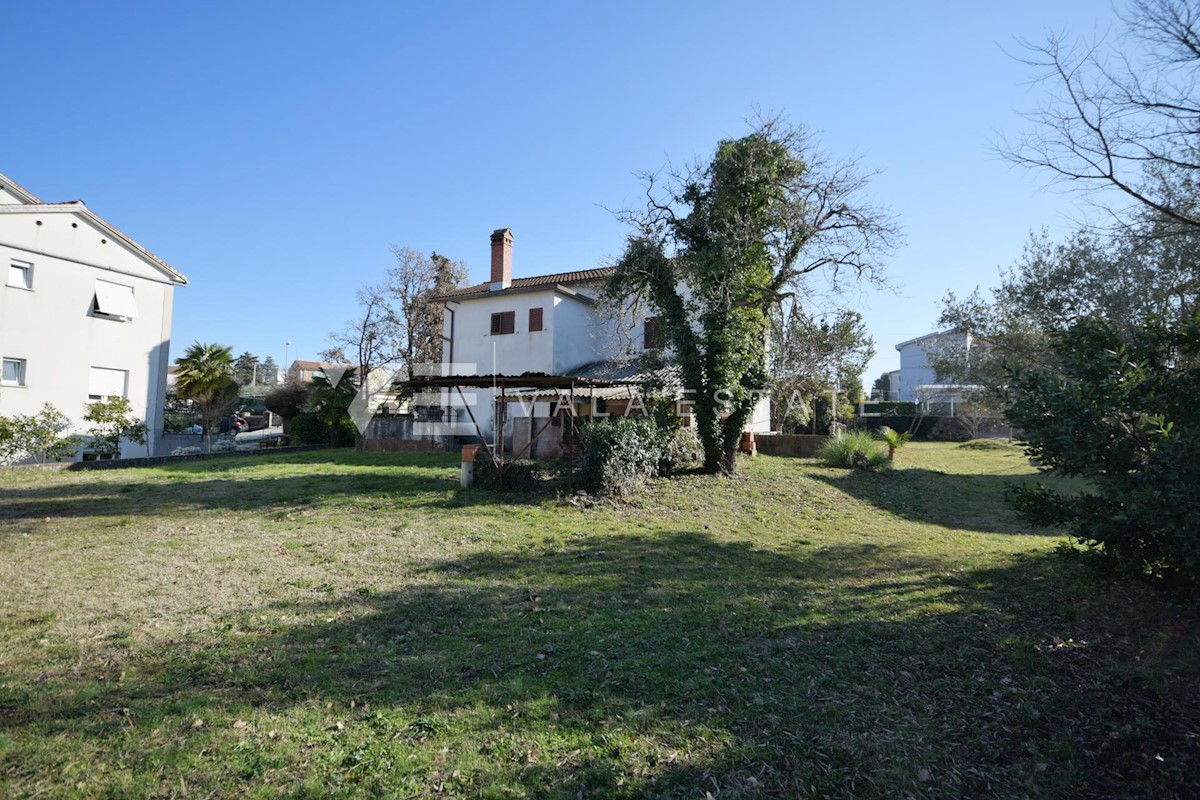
[3, 1, 1121, 384]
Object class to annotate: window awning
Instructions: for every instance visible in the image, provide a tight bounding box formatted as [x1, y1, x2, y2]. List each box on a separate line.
[94, 280, 137, 319]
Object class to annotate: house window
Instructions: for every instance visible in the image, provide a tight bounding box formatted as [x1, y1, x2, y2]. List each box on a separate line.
[529, 307, 543, 332]
[92, 280, 137, 321]
[2, 358, 26, 386]
[88, 366, 128, 401]
[490, 311, 516, 335]
[644, 316, 662, 350]
[8, 260, 32, 290]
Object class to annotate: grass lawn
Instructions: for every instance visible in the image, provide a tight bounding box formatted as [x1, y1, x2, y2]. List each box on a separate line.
[0, 442, 1196, 798]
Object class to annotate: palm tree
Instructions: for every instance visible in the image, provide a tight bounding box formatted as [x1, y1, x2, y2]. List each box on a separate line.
[308, 368, 358, 447]
[174, 342, 238, 452]
[876, 425, 912, 462]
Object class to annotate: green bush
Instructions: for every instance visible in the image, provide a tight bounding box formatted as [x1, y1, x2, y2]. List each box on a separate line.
[288, 411, 356, 447]
[1006, 314, 1200, 586]
[817, 431, 889, 470]
[578, 416, 672, 497]
[472, 451, 542, 491]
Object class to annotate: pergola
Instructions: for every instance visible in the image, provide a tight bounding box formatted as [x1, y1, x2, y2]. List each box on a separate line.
[397, 373, 642, 473]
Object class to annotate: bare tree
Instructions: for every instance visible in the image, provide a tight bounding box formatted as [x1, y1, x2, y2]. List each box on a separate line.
[325, 250, 468, 393]
[1002, 0, 1200, 230]
[323, 282, 401, 385]
[387, 247, 468, 381]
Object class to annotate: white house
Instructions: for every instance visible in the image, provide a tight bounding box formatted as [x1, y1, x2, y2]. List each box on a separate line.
[893, 329, 977, 407]
[0, 171, 187, 459]
[430, 228, 770, 449]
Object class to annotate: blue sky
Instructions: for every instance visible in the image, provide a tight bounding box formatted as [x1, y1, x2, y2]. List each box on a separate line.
[3, 1, 1121, 384]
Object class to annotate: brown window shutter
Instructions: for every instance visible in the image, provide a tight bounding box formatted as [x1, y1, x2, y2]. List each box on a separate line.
[491, 313, 503, 335]
[502, 311, 515, 334]
[529, 307, 543, 332]
[644, 316, 661, 349]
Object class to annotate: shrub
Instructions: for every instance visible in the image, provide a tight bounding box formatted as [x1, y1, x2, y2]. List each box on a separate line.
[664, 426, 703, 471]
[1006, 313, 1200, 586]
[288, 412, 327, 446]
[287, 412, 356, 447]
[264, 384, 310, 431]
[82, 397, 148, 459]
[817, 430, 889, 470]
[578, 416, 672, 497]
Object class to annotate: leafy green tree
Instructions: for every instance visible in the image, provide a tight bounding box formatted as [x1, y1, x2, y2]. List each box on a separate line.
[174, 342, 238, 452]
[0, 416, 17, 465]
[233, 351, 261, 386]
[871, 371, 893, 401]
[260, 356, 280, 386]
[1006, 314, 1200, 585]
[605, 117, 897, 472]
[264, 383, 310, 435]
[769, 308, 874, 432]
[3, 404, 82, 464]
[82, 397, 148, 459]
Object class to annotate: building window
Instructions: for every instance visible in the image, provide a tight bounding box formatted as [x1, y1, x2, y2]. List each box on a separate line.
[529, 307, 544, 332]
[92, 280, 137, 321]
[490, 311, 516, 335]
[8, 260, 32, 290]
[2, 358, 26, 386]
[88, 366, 128, 401]
[643, 316, 662, 350]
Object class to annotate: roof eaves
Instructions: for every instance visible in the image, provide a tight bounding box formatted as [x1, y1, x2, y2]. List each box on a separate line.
[0, 171, 42, 204]
[0, 202, 188, 285]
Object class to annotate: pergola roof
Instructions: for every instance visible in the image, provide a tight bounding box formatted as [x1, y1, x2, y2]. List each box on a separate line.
[398, 372, 639, 390]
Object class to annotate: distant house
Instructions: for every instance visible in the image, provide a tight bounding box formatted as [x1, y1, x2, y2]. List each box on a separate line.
[887, 329, 986, 414]
[288, 360, 349, 384]
[426, 228, 770, 451]
[0, 171, 187, 459]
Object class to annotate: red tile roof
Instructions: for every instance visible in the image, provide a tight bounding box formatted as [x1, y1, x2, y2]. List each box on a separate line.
[435, 267, 615, 300]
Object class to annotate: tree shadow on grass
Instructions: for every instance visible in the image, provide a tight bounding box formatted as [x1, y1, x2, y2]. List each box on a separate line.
[3, 530, 1196, 798]
[0, 454, 562, 525]
[809, 466, 1060, 536]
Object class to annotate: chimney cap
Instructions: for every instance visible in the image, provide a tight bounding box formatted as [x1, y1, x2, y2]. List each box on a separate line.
[490, 227, 513, 242]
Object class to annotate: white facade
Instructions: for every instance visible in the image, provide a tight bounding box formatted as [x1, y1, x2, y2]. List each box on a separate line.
[0, 172, 186, 459]
[437, 229, 771, 441]
[893, 330, 971, 402]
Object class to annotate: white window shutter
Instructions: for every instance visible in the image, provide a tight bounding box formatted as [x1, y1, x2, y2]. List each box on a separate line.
[94, 281, 137, 319]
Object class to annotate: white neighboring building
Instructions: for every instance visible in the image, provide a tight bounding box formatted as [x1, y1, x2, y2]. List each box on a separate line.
[432, 228, 771, 444]
[0, 172, 187, 459]
[893, 329, 975, 404]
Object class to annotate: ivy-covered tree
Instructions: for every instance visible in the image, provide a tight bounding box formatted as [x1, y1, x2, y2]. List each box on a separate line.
[605, 117, 898, 472]
[82, 397, 148, 459]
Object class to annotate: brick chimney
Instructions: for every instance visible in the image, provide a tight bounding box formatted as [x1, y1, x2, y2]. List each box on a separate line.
[490, 228, 513, 291]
